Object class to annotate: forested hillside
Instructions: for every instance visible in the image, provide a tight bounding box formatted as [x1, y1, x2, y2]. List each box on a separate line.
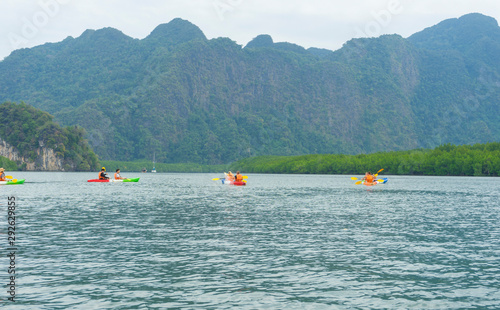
[229, 143, 500, 176]
[0, 13, 499, 164]
[0, 102, 99, 171]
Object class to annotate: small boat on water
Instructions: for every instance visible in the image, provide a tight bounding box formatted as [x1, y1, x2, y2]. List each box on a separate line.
[361, 178, 388, 186]
[87, 178, 140, 183]
[0, 179, 25, 185]
[221, 179, 246, 186]
[151, 153, 157, 173]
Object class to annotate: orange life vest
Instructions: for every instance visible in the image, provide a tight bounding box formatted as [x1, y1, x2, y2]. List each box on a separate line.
[366, 174, 374, 183]
[99, 171, 106, 180]
[235, 174, 243, 182]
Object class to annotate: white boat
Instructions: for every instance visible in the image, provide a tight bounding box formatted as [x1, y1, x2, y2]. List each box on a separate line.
[151, 152, 157, 173]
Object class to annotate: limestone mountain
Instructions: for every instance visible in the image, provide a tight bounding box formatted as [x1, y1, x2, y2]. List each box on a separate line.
[0, 102, 99, 171]
[0, 13, 498, 164]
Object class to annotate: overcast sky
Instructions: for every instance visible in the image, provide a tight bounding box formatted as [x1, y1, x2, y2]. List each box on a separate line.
[1, 0, 499, 60]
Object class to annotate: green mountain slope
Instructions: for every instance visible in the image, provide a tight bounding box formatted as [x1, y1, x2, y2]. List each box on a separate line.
[0, 14, 499, 164]
[0, 102, 99, 171]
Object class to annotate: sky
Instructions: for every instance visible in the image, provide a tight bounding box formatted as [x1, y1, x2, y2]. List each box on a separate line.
[1, 0, 499, 60]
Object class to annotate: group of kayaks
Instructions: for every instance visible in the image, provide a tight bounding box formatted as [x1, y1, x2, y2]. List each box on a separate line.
[2, 169, 389, 187]
[0, 177, 140, 185]
[2, 176, 388, 186]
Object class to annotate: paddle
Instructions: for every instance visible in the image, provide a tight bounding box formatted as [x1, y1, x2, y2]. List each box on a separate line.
[374, 168, 384, 177]
[355, 181, 362, 185]
[351, 177, 358, 180]
[4, 176, 17, 183]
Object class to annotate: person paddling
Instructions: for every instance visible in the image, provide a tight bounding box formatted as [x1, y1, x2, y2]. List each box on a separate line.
[235, 171, 244, 182]
[114, 169, 126, 180]
[362, 171, 375, 184]
[0, 168, 6, 181]
[99, 167, 110, 180]
[226, 171, 235, 182]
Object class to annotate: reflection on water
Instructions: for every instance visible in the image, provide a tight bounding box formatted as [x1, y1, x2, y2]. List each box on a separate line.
[1, 173, 499, 309]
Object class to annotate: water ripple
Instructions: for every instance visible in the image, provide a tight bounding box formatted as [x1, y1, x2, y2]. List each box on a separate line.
[3, 173, 500, 309]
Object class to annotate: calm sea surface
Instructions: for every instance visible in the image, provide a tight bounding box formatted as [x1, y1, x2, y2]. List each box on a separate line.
[1, 172, 499, 309]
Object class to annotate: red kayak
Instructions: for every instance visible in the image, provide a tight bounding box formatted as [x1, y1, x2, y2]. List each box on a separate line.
[222, 180, 246, 186]
[88, 178, 140, 183]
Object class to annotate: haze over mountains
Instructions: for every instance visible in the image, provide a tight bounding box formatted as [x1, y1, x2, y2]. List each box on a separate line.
[0, 13, 499, 164]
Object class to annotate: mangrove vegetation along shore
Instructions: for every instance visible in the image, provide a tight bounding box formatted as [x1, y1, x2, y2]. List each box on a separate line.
[100, 160, 228, 173]
[229, 143, 500, 176]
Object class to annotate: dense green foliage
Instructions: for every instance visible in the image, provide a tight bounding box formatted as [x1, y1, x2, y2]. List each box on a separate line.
[0, 156, 19, 170]
[229, 143, 500, 176]
[0, 102, 99, 171]
[100, 160, 227, 173]
[0, 14, 499, 164]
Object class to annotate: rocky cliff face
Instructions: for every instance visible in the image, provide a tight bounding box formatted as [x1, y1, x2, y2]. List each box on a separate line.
[0, 138, 65, 171]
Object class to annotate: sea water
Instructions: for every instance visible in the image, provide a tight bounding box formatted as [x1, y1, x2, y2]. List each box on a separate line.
[1, 172, 499, 309]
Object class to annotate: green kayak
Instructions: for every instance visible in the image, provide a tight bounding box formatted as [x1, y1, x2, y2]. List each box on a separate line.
[0, 179, 25, 185]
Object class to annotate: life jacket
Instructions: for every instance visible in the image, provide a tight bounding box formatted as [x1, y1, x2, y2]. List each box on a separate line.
[227, 174, 234, 181]
[114, 173, 119, 180]
[99, 171, 106, 180]
[235, 174, 243, 182]
[366, 174, 374, 183]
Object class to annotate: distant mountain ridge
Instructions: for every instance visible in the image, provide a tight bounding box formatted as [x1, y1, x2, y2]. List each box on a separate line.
[0, 13, 499, 164]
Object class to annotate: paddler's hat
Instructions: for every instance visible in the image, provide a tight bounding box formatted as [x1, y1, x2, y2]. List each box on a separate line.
[0, 168, 4, 172]
[101, 167, 106, 171]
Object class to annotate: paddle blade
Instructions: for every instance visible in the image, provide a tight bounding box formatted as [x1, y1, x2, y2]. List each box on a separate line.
[6, 175, 13, 179]
[12, 179, 17, 183]
[351, 177, 358, 180]
[212, 178, 221, 181]
[376, 168, 384, 174]
[355, 181, 362, 185]
[243, 176, 248, 179]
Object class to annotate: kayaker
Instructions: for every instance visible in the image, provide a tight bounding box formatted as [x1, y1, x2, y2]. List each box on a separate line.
[235, 171, 244, 182]
[98, 167, 110, 180]
[114, 169, 125, 180]
[363, 171, 375, 184]
[226, 171, 235, 182]
[0, 168, 5, 181]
